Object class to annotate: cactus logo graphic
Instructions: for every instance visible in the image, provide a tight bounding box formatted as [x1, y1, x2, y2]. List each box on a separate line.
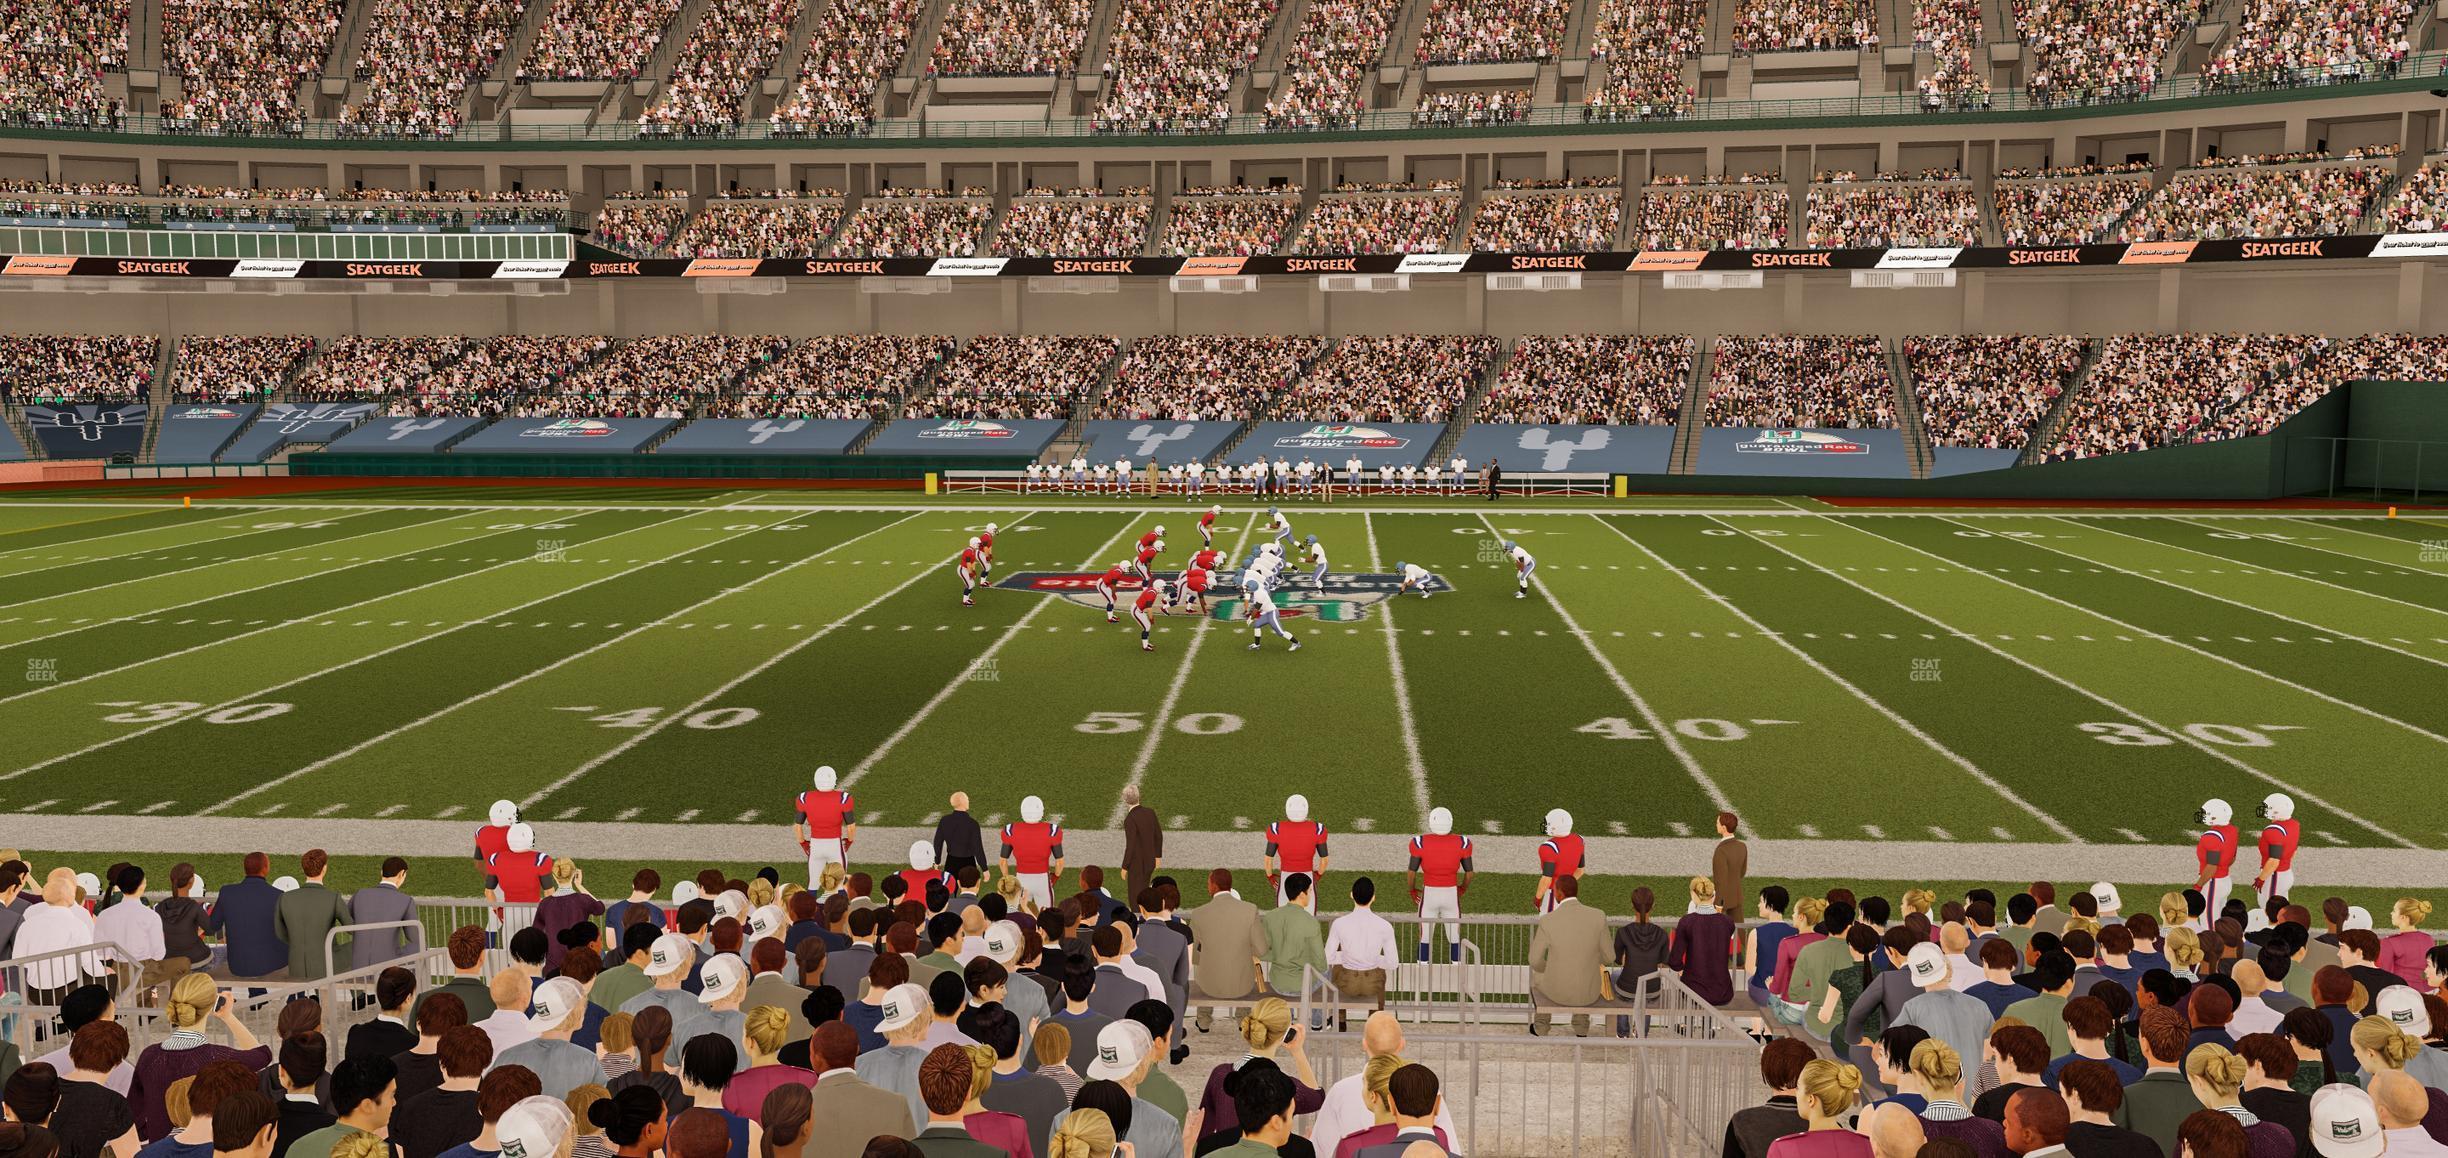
[383, 418, 449, 441]
[521, 418, 617, 439]
[917, 419, 1015, 439]
[261, 402, 375, 434]
[1272, 424, 1408, 450]
[747, 418, 806, 445]
[1512, 427, 1614, 470]
[26, 405, 144, 441]
[1116, 421, 1196, 458]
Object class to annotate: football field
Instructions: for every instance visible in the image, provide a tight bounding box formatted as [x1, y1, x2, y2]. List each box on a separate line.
[1, 494, 2446, 873]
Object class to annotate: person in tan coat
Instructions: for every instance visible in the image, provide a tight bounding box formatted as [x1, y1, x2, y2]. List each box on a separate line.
[805, 1022, 916, 1158]
[1188, 868, 1269, 1032]
[1712, 813, 1748, 919]
[1528, 877, 1612, 1036]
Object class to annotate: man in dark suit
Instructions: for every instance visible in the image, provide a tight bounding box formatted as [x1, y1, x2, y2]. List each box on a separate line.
[912, 1045, 1007, 1157]
[932, 793, 987, 878]
[1712, 812, 1748, 918]
[1087, 926, 1149, 1020]
[344, 967, 420, 1062]
[1120, 787, 1161, 904]
[1355, 1064, 1453, 1158]
[347, 858, 421, 973]
[1129, 890, 1189, 1025]
[208, 851, 289, 980]
[275, 850, 351, 981]
[1483, 459, 1501, 501]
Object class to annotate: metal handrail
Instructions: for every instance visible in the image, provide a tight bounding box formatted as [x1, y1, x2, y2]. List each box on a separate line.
[321, 918, 428, 982]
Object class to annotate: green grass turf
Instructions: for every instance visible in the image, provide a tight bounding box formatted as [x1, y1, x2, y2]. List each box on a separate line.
[0, 503, 2444, 854]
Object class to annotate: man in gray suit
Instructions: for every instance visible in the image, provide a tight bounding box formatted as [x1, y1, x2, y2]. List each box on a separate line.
[275, 849, 352, 981]
[807, 1022, 916, 1158]
[347, 858, 421, 973]
[1130, 889, 1189, 1026]
[1087, 925, 1149, 1020]
[1527, 876, 1611, 1036]
[1354, 1064, 1454, 1158]
[1187, 868, 1269, 1033]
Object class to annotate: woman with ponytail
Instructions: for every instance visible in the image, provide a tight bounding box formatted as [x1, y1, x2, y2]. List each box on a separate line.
[2180, 1046, 2291, 1158]
[128, 973, 269, 1142]
[755, 1085, 811, 1158]
[1765, 1059, 1871, 1158]
[1905, 1040, 2006, 1158]
[2381, 900, 2436, 987]
[1045, 1108, 1123, 1158]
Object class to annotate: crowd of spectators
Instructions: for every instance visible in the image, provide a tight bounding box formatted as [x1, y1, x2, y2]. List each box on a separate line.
[2192, 333, 2448, 441]
[1478, 334, 1695, 425]
[2118, 158, 2392, 241]
[1731, 0, 1880, 53]
[522, 335, 789, 418]
[640, 0, 800, 132]
[2040, 332, 2318, 458]
[1464, 182, 1624, 251]
[1414, 88, 1530, 126]
[159, 0, 344, 131]
[2014, 0, 2202, 107]
[1706, 335, 1897, 428]
[1262, 0, 1402, 130]
[342, 0, 526, 136]
[915, 335, 1118, 419]
[1582, 0, 1704, 121]
[1092, 0, 1277, 135]
[771, 0, 920, 135]
[1638, 184, 1793, 250]
[0, 0, 126, 129]
[385, 335, 612, 417]
[930, 0, 1092, 75]
[0, 334, 155, 405]
[1993, 171, 2156, 245]
[591, 192, 693, 257]
[517, 0, 685, 82]
[2383, 157, 2448, 232]
[292, 337, 476, 403]
[1802, 180, 1985, 247]
[1911, 0, 1990, 108]
[714, 334, 955, 419]
[171, 336, 317, 404]
[991, 189, 1152, 256]
[670, 192, 843, 257]
[1414, 0, 1570, 64]
[1095, 335, 1330, 420]
[1275, 334, 1502, 421]
[1905, 334, 2088, 450]
[828, 190, 994, 257]
[1157, 186, 1305, 255]
[1293, 186, 1461, 254]
[2202, 0, 2413, 91]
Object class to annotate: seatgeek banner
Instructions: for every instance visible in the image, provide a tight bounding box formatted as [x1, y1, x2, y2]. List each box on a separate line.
[1, 235, 2418, 281]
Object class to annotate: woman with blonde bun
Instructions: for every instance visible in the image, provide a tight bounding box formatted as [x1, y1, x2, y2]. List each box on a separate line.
[128, 971, 269, 1140]
[2165, 928, 2204, 982]
[723, 1006, 816, 1121]
[1194, 997, 1321, 1136]
[1765, 1059, 1872, 1158]
[1906, 1039, 2006, 1156]
[1046, 1107, 1127, 1158]
[2182, 1045, 2293, 1158]
[954, 1044, 1033, 1158]
[2380, 899, 2435, 987]
[2348, 1016, 2424, 1086]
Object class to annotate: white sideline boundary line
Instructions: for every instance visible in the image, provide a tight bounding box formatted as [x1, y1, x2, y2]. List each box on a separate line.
[0, 509, 393, 609]
[1362, 512, 1432, 830]
[1593, 513, 2081, 843]
[2287, 517, 2448, 573]
[207, 511, 920, 816]
[1487, 512, 1732, 813]
[1106, 514, 1262, 829]
[0, 508, 259, 566]
[2160, 515, 2448, 604]
[0, 509, 480, 653]
[1774, 515, 2417, 849]
[0, 504, 651, 705]
[2040, 517, 2448, 661]
[843, 517, 1142, 789]
[0, 508, 756, 784]
[522, 511, 1005, 808]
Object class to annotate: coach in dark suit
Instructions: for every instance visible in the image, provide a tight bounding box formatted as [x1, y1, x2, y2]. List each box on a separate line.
[348, 858, 421, 971]
[208, 852, 289, 979]
[1121, 787, 1162, 902]
[1483, 459, 1502, 501]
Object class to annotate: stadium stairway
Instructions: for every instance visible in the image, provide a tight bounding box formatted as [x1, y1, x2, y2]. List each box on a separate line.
[1383, 0, 1435, 106]
[2016, 337, 2099, 466]
[1427, 339, 1506, 466]
[1075, 0, 1129, 111]
[1888, 340, 1935, 479]
[137, 339, 176, 463]
[481, 0, 563, 126]
[896, 0, 959, 115]
[128, 0, 164, 79]
[0, 403, 39, 461]
[315, 0, 380, 118]
[1667, 342, 1712, 475]
[1234, 0, 1310, 112]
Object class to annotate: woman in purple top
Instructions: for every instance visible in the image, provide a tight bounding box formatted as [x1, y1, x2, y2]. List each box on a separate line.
[128, 976, 271, 1142]
[1669, 877, 1738, 1007]
[1192, 1000, 1322, 1141]
[1765, 1059, 1874, 1158]
[533, 862, 606, 974]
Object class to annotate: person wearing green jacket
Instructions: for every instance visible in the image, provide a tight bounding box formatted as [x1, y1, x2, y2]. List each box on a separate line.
[275, 850, 351, 982]
[1259, 874, 1329, 1015]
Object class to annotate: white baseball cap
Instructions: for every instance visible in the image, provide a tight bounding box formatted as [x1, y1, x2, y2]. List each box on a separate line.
[698, 954, 746, 1004]
[876, 982, 930, 1033]
[527, 977, 585, 1031]
[671, 881, 701, 908]
[2309, 1083, 2387, 1158]
[2376, 985, 2432, 1036]
[1086, 1020, 1153, 1080]
[2091, 882, 2121, 913]
[713, 890, 748, 923]
[644, 933, 694, 978]
[981, 921, 1022, 965]
[749, 905, 785, 942]
[1904, 942, 1949, 988]
[494, 1095, 575, 1158]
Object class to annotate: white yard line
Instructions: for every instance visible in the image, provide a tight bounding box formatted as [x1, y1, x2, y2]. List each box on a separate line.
[521, 511, 1007, 808]
[1605, 514, 2080, 842]
[2290, 518, 2448, 571]
[844, 517, 1142, 788]
[1761, 517, 2417, 849]
[1105, 514, 1262, 828]
[204, 511, 915, 816]
[0, 508, 262, 566]
[0, 509, 750, 783]
[1486, 512, 1733, 813]
[0, 506, 652, 709]
[2163, 515, 2448, 595]
[0, 510, 396, 610]
[1363, 512, 1432, 829]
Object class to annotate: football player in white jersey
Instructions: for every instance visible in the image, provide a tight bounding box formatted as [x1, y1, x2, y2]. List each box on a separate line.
[1265, 507, 1294, 549]
[1502, 540, 1536, 599]
[1302, 534, 1329, 590]
[1245, 582, 1301, 652]
[1393, 560, 1434, 599]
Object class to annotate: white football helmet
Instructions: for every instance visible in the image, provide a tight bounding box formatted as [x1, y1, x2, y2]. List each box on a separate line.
[507, 822, 535, 853]
[489, 799, 519, 827]
[1428, 807, 1453, 836]
[1208, 505, 1221, 515]
[1021, 795, 1045, 824]
[968, 536, 981, 549]
[1285, 794, 1309, 823]
[1545, 808, 1573, 837]
[2200, 798, 2234, 827]
[2260, 792, 2295, 821]
[985, 523, 998, 534]
[909, 841, 933, 871]
[1154, 525, 1166, 536]
[814, 766, 837, 791]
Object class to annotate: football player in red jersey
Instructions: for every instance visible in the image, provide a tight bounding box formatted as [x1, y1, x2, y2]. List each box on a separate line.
[957, 537, 982, 606]
[976, 522, 998, 578]
[1265, 795, 1329, 911]
[2194, 797, 2240, 922]
[1407, 807, 1473, 963]
[475, 799, 518, 873]
[1133, 531, 1164, 584]
[897, 839, 952, 901]
[1000, 796, 1066, 908]
[1535, 808, 1586, 913]
[2251, 792, 2300, 905]
[1199, 504, 1219, 547]
[796, 765, 856, 885]
[1131, 579, 1171, 651]
[485, 822, 554, 931]
[1175, 565, 1213, 615]
[1093, 560, 1132, 624]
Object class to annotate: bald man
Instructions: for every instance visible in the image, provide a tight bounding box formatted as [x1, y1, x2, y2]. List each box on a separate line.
[1868, 1103, 1928, 1158]
[2372, 1072, 2446, 1156]
[1311, 1013, 1458, 1155]
[932, 793, 985, 877]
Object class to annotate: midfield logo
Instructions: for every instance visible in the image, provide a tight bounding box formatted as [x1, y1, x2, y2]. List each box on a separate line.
[994, 570, 1447, 622]
[1734, 429, 1868, 455]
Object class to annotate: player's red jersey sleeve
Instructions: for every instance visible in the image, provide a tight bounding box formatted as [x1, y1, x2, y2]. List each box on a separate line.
[2260, 821, 2299, 870]
[2197, 830, 2231, 874]
[474, 825, 510, 862]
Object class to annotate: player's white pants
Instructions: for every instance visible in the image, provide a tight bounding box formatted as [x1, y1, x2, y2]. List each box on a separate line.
[1253, 610, 1293, 641]
[1097, 581, 1117, 609]
[1517, 560, 1535, 587]
[806, 838, 848, 886]
[957, 566, 976, 593]
[2262, 868, 2296, 905]
[1132, 606, 1153, 633]
[1200, 526, 1213, 547]
[2204, 875, 2234, 924]
[1418, 886, 1461, 958]
[1018, 872, 1053, 909]
[1310, 562, 1328, 588]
